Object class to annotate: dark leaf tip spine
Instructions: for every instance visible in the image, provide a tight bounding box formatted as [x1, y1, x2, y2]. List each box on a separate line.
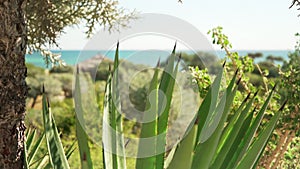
[222, 60, 227, 67]
[245, 92, 251, 101]
[235, 68, 239, 75]
[108, 64, 112, 72]
[236, 77, 242, 85]
[172, 41, 177, 54]
[42, 84, 45, 93]
[178, 53, 182, 62]
[272, 83, 278, 91]
[46, 97, 50, 108]
[279, 100, 288, 111]
[156, 58, 161, 67]
[254, 89, 259, 97]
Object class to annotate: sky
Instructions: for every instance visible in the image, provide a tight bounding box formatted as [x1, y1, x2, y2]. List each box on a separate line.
[56, 0, 300, 50]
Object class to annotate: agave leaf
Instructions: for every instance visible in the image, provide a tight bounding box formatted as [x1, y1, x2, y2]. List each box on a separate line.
[136, 63, 159, 169]
[233, 85, 276, 165]
[195, 65, 231, 145]
[112, 42, 127, 169]
[235, 101, 286, 169]
[217, 92, 250, 151]
[25, 128, 31, 139]
[223, 108, 255, 169]
[167, 125, 198, 169]
[156, 44, 178, 169]
[210, 92, 256, 169]
[65, 140, 77, 160]
[164, 143, 178, 169]
[74, 68, 94, 169]
[191, 75, 238, 169]
[36, 155, 51, 169]
[42, 88, 70, 169]
[102, 142, 107, 169]
[197, 68, 237, 144]
[103, 71, 115, 169]
[28, 132, 45, 165]
[26, 129, 36, 153]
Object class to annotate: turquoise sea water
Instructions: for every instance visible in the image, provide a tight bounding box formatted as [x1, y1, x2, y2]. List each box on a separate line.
[25, 50, 291, 68]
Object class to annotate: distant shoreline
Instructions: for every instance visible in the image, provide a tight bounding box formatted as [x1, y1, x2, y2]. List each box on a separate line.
[26, 50, 291, 68]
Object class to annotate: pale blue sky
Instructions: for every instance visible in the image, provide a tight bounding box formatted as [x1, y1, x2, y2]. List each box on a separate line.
[57, 0, 300, 50]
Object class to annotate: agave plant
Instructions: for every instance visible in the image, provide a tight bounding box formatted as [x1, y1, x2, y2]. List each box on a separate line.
[24, 43, 286, 169]
[101, 43, 286, 169]
[24, 87, 76, 169]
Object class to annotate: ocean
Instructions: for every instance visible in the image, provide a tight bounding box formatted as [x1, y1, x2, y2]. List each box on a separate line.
[25, 50, 292, 68]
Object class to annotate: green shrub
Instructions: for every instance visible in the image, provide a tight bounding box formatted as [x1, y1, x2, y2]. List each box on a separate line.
[26, 63, 45, 77]
[95, 58, 113, 81]
[50, 65, 74, 74]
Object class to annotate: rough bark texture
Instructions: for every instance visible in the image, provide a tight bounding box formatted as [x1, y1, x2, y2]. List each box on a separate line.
[0, 0, 27, 168]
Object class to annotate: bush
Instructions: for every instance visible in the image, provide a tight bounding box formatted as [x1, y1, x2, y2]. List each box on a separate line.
[26, 63, 45, 77]
[95, 58, 113, 81]
[50, 65, 74, 74]
[253, 61, 279, 78]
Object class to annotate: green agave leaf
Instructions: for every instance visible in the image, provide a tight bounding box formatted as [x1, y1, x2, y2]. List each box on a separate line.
[103, 71, 116, 169]
[102, 142, 107, 169]
[191, 75, 239, 169]
[35, 155, 50, 169]
[223, 108, 255, 169]
[156, 44, 178, 169]
[167, 125, 198, 169]
[42, 87, 70, 169]
[210, 92, 256, 169]
[65, 140, 76, 160]
[235, 101, 287, 169]
[28, 132, 45, 165]
[103, 42, 127, 169]
[136, 62, 160, 169]
[195, 64, 232, 145]
[25, 128, 31, 139]
[26, 129, 36, 153]
[197, 68, 237, 144]
[112, 42, 127, 169]
[217, 92, 250, 152]
[232, 85, 277, 166]
[164, 143, 178, 169]
[74, 67, 94, 169]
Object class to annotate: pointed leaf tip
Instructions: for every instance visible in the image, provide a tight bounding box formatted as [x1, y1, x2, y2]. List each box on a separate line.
[42, 84, 45, 93]
[236, 77, 242, 85]
[172, 41, 177, 54]
[117, 41, 120, 49]
[235, 68, 239, 75]
[253, 90, 259, 97]
[156, 58, 161, 67]
[223, 60, 227, 67]
[178, 53, 182, 61]
[272, 83, 278, 91]
[279, 100, 288, 111]
[108, 64, 112, 72]
[245, 92, 251, 101]
[46, 97, 50, 108]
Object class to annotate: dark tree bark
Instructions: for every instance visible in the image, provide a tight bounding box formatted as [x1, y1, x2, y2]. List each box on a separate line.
[0, 0, 27, 168]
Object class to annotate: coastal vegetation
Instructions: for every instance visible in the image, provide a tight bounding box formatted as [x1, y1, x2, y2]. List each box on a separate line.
[0, 0, 299, 168]
[23, 29, 300, 168]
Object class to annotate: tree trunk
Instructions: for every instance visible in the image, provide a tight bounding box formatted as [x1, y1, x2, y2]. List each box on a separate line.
[0, 0, 27, 168]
